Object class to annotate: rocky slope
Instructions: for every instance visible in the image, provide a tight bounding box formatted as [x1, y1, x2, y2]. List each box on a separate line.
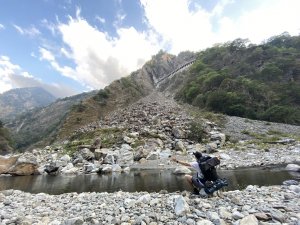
[0, 87, 56, 121]
[2, 91, 299, 176]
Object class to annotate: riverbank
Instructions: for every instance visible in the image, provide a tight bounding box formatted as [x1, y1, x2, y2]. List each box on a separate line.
[1, 183, 299, 225]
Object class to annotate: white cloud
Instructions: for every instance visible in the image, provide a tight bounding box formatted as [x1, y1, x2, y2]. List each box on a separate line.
[217, 0, 300, 44]
[141, 0, 300, 53]
[0, 55, 76, 97]
[36, 0, 300, 93]
[0, 24, 5, 30]
[41, 19, 58, 36]
[140, 0, 218, 53]
[13, 24, 41, 37]
[39, 14, 160, 90]
[39, 47, 56, 61]
[96, 16, 106, 24]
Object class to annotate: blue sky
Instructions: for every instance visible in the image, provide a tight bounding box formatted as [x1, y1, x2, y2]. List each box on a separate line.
[0, 0, 299, 98]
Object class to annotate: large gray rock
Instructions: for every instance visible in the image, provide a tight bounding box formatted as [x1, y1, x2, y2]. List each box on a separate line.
[172, 127, 186, 139]
[80, 148, 95, 161]
[285, 164, 300, 171]
[94, 148, 109, 160]
[175, 141, 186, 153]
[173, 166, 192, 174]
[0, 153, 39, 176]
[174, 195, 190, 216]
[240, 215, 258, 225]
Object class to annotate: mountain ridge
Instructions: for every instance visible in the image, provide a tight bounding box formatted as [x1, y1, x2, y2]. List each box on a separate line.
[0, 87, 57, 121]
[3, 34, 300, 153]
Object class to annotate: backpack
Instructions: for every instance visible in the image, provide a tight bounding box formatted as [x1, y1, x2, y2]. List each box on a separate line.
[197, 156, 220, 182]
[204, 178, 229, 194]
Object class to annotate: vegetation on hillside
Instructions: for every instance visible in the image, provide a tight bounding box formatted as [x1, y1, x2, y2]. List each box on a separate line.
[0, 120, 14, 154]
[176, 33, 300, 125]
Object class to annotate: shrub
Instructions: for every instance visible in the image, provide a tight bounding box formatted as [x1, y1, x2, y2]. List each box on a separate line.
[187, 121, 205, 142]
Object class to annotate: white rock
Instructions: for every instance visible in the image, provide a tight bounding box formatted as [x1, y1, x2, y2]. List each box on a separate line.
[174, 195, 190, 216]
[196, 219, 214, 225]
[219, 153, 231, 160]
[138, 194, 151, 204]
[173, 166, 192, 174]
[286, 164, 300, 171]
[240, 215, 258, 225]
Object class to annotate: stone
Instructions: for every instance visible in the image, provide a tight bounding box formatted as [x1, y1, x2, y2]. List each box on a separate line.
[283, 180, 299, 186]
[288, 185, 300, 193]
[44, 162, 60, 175]
[0, 153, 39, 176]
[172, 127, 186, 139]
[103, 153, 117, 164]
[270, 209, 286, 223]
[208, 212, 220, 221]
[60, 155, 71, 162]
[254, 212, 271, 221]
[173, 166, 191, 174]
[232, 211, 244, 220]
[210, 132, 226, 147]
[285, 164, 300, 171]
[80, 148, 95, 161]
[146, 152, 159, 160]
[219, 207, 232, 220]
[63, 217, 84, 225]
[138, 194, 151, 204]
[196, 220, 214, 225]
[112, 164, 122, 172]
[94, 148, 109, 160]
[240, 215, 258, 225]
[219, 153, 231, 160]
[174, 195, 190, 216]
[175, 141, 186, 153]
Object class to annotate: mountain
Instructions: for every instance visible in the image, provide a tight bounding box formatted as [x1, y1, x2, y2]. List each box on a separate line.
[6, 91, 97, 151]
[172, 33, 300, 125]
[0, 87, 57, 121]
[0, 121, 13, 155]
[6, 34, 300, 152]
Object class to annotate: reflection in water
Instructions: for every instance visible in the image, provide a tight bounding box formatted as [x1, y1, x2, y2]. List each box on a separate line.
[0, 167, 298, 195]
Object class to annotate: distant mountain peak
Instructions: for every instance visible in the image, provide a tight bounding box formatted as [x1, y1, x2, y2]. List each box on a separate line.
[0, 87, 57, 120]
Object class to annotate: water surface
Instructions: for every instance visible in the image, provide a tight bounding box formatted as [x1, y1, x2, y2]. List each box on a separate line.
[0, 167, 298, 195]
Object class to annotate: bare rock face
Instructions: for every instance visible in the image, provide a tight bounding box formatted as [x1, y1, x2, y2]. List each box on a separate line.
[0, 153, 39, 176]
[0, 155, 19, 174]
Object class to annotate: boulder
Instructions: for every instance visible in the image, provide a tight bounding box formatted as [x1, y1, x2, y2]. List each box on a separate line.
[146, 152, 159, 160]
[80, 148, 95, 161]
[134, 147, 150, 161]
[240, 215, 258, 225]
[0, 155, 19, 174]
[103, 153, 117, 165]
[172, 127, 186, 139]
[61, 163, 78, 174]
[210, 132, 226, 147]
[0, 153, 39, 176]
[90, 138, 101, 151]
[173, 166, 191, 174]
[118, 150, 134, 166]
[174, 195, 190, 216]
[175, 141, 186, 153]
[285, 164, 300, 171]
[94, 148, 110, 160]
[44, 162, 60, 175]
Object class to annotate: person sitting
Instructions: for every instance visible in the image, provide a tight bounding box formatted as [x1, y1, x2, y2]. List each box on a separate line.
[171, 151, 227, 195]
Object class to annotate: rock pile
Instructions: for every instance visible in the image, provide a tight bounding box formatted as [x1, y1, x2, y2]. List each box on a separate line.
[0, 183, 299, 224]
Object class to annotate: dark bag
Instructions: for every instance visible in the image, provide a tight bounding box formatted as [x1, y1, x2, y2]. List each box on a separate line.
[204, 178, 229, 194]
